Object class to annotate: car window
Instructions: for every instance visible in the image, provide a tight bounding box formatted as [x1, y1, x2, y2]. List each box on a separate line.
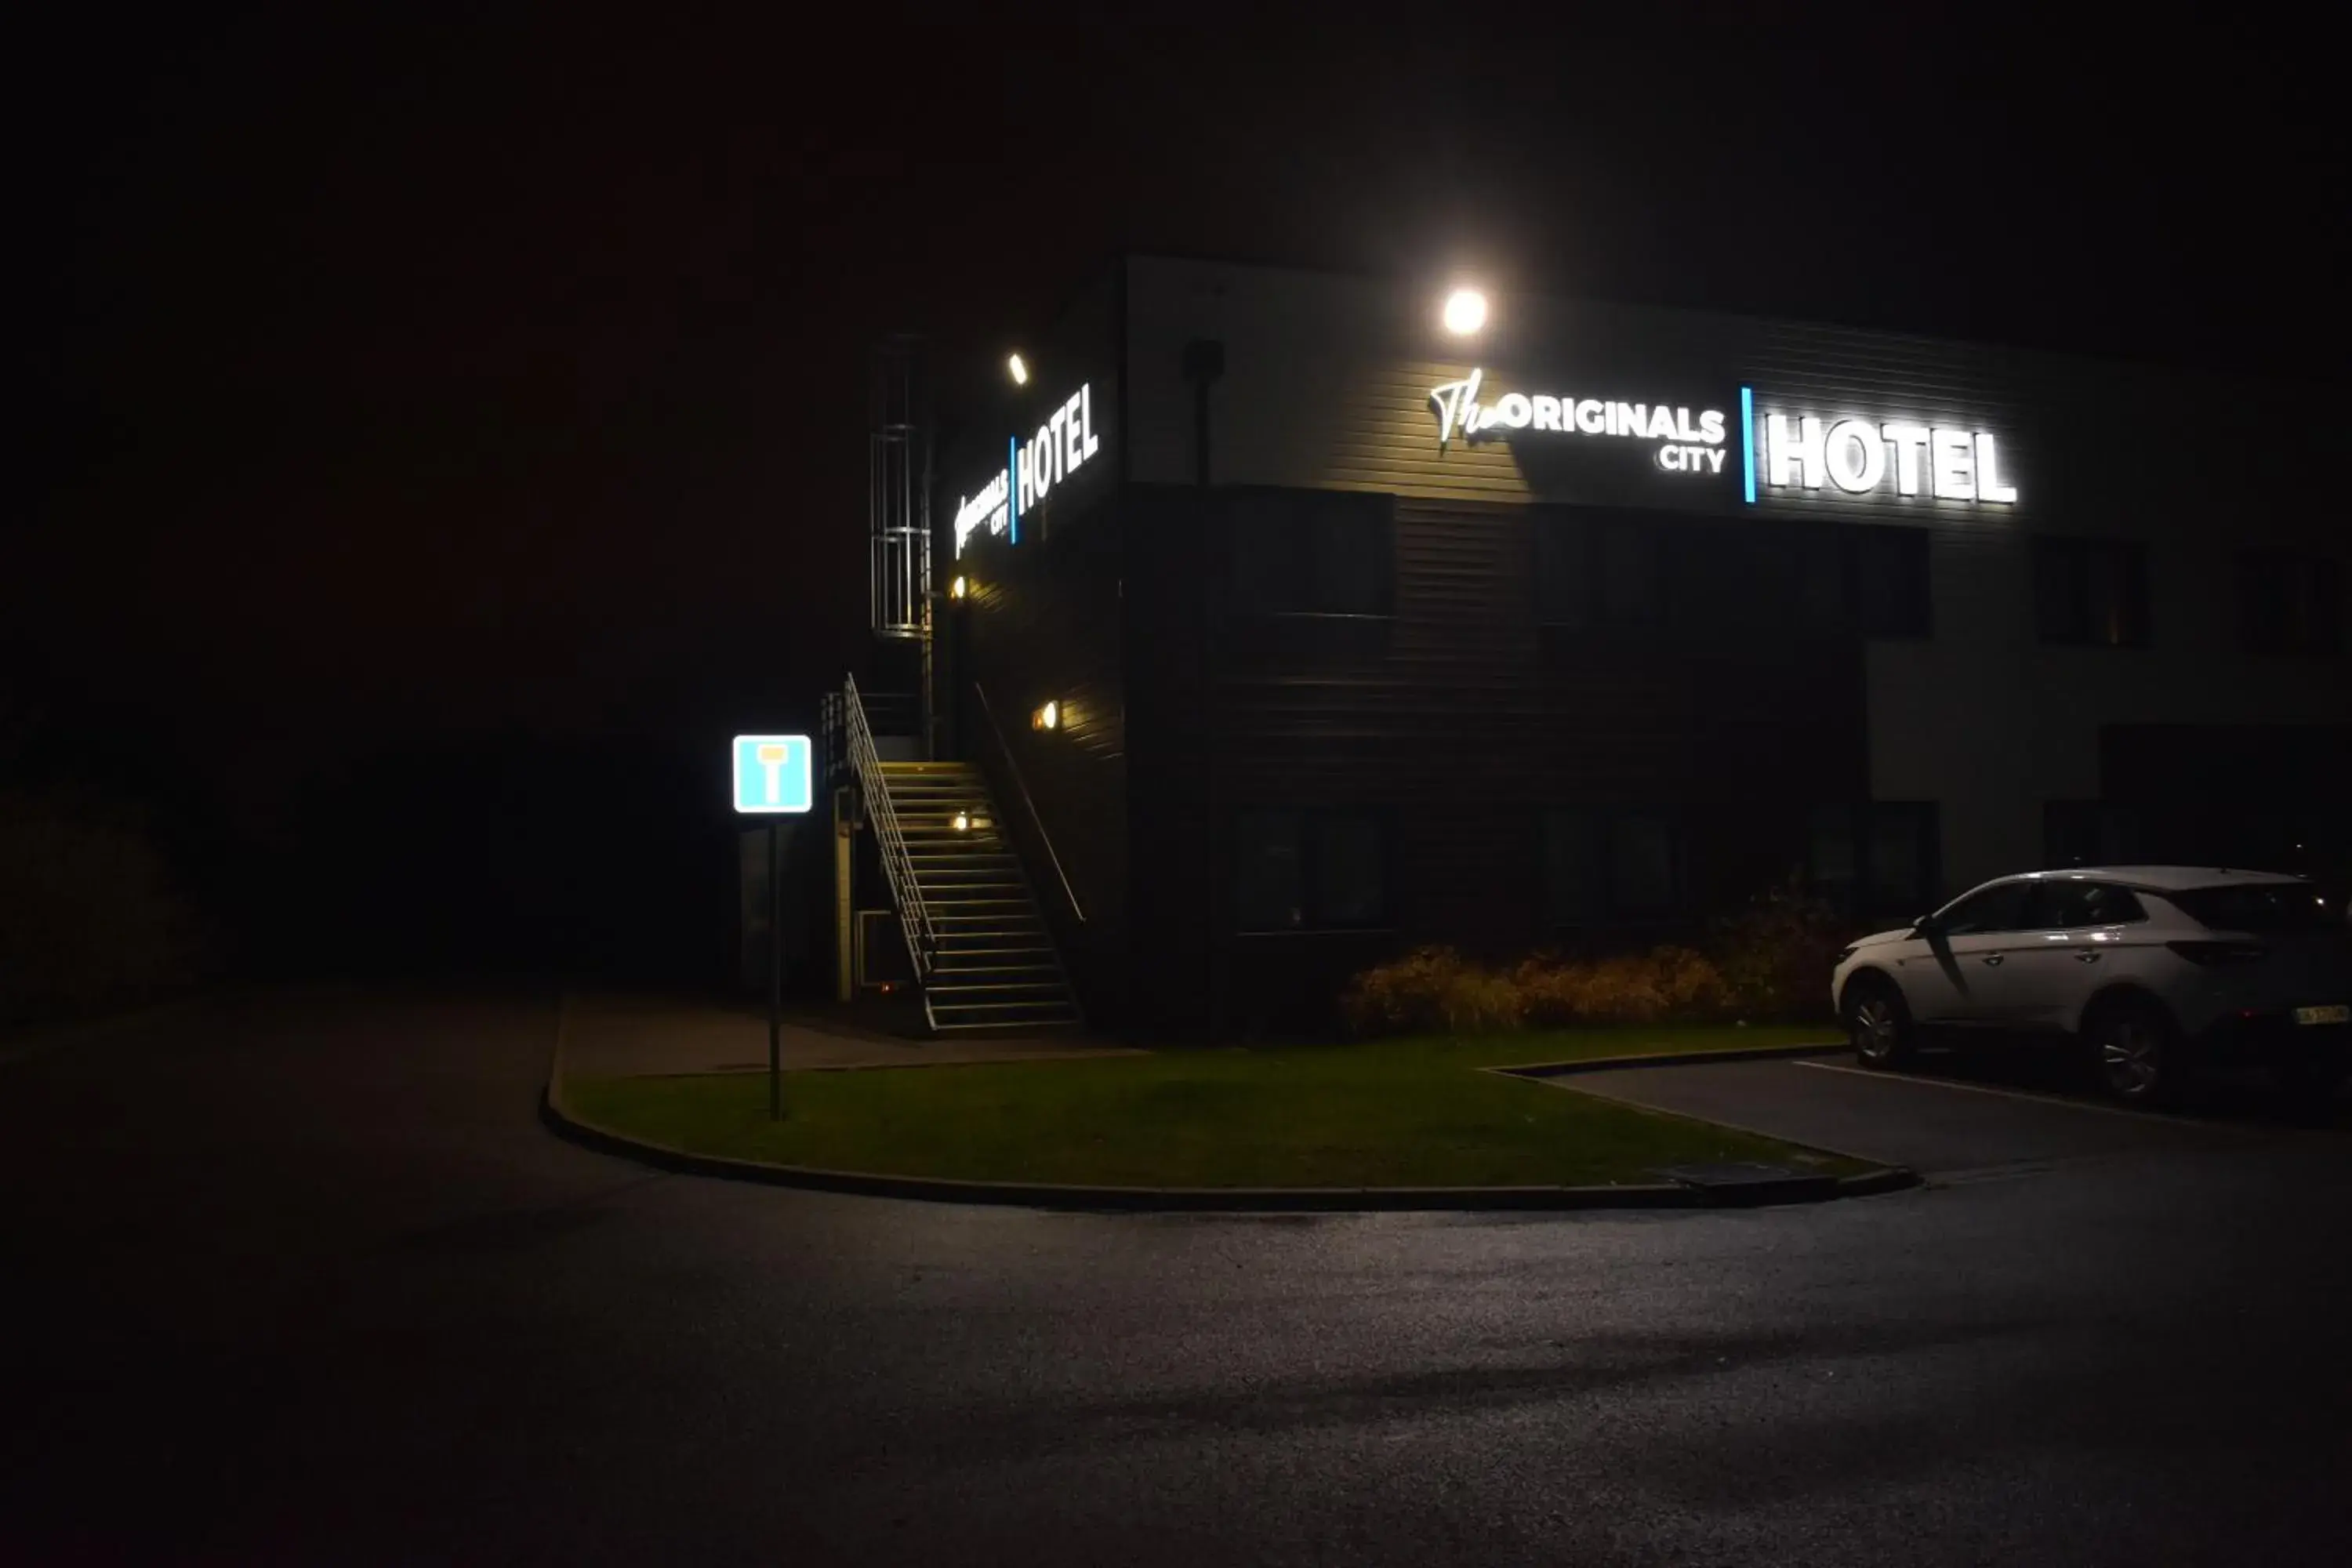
[2074, 883, 2147, 926]
[2167, 884, 2338, 934]
[2020, 880, 2149, 930]
[1936, 883, 2031, 935]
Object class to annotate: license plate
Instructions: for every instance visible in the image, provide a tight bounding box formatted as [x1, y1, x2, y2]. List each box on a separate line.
[2294, 1004, 2350, 1025]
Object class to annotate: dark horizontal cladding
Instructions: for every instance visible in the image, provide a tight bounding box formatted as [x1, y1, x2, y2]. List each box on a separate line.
[1153, 488, 1867, 807]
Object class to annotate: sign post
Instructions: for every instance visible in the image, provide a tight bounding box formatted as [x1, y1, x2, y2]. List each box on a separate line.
[732, 735, 814, 1119]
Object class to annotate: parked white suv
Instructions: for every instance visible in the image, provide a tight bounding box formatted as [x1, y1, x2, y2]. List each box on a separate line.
[1831, 867, 2350, 1105]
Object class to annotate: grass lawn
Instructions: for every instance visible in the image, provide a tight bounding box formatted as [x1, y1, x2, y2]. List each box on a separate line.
[564, 1024, 1863, 1190]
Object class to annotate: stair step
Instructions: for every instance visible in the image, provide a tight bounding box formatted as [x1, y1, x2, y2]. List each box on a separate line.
[862, 756, 1080, 1033]
[932, 971, 1064, 985]
[931, 1011, 1087, 1025]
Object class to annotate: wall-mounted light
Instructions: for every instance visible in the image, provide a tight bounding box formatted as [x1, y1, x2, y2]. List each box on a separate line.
[949, 575, 969, 601]
[1007, 353, 1029, 387]
[1032, 700, 1060, 732]
[952, 811, 971, 832]
[1441, 287, 1488, 337]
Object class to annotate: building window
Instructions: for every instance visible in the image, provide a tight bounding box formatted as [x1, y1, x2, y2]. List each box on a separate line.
[1851, 528, 1932, 637]
[2035, 538, 2150, 647]
[1543, 515, 1929, 638]
[1807, 803, 1939, 917]
[1544, 808, 1683, 924]
[1610, 812, 1681, 914]
[1228, 489, 1394, 616]
[1537, 514, 1668, 628]
[1535, 514, 1592, 628]
[1232, 809, 1388, 931]
[2238, 551, 2343, 655]
[1598, 524, 1666, 627]
[1793, 528, 1850, 631]
[2044, 800, 2141, 868]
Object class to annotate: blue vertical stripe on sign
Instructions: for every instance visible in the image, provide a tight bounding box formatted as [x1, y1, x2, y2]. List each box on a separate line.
[1007, 437, 1019, 543]
[1739, 386, 1756, 505]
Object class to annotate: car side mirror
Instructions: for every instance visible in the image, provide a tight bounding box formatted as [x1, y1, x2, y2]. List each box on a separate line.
[1911, 914, 1940, 937]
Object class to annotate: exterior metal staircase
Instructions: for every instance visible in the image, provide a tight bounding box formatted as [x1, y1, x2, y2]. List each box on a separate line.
[880, 760, 1082, 1033]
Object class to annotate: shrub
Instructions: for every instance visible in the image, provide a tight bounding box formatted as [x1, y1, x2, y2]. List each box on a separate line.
[1337, 874, 1849, 1036]
[1340, 946, 1524, 1036]
[1711, 873, 1849, 1022]
[1341, 942, 1747, 1036]
[1512, 945, 1732, 1027]
[0, 790, 212, 1026]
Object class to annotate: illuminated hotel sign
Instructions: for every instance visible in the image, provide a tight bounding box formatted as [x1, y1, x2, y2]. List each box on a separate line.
[1430, 368, 1730, 474]
[1430, 370, 2019, 507]
[1757, 408, 2016, 505]
[953, 383, 1103, 555]
[951, 470, 1008, 554]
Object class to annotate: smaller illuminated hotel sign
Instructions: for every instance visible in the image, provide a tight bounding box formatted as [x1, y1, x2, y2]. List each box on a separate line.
[954, 383, 1103, 555]
[1431, 370, 2018, 506]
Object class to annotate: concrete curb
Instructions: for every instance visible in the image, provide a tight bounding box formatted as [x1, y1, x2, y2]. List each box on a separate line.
[1489, 1042, 1847, 1079]
[0, 987, 239, 1068]
[539, 1080, 1921, 1214]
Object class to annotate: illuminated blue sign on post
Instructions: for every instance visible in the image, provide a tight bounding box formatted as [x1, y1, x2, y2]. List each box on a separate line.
[731, 735, 813, 815]
[734, 733, 811, 1121]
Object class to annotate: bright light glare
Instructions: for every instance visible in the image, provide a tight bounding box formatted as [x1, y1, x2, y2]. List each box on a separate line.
[953, 811, 971, 832]
[1033, 700, 1060, 731]
[949, 575, 969, 600]
[1442, 288, 1488, 336]
[1007, 353, 1029, 386]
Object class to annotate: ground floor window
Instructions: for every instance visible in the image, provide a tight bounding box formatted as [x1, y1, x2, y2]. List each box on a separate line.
[2045, 800, 2142, 868]
[1232, 808, 1388, 931]
[2238, 550, 2343, 655]
[1227, 489, 1395, 616]
[1806, 803, 1940, 917]
[2035, 538, 2151, 647]
[1544, 808, 1684, 924]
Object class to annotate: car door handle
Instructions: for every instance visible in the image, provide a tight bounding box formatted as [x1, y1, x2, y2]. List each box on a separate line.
[1980, 954, 2004, 966]
[2075, 952, 2101, 964]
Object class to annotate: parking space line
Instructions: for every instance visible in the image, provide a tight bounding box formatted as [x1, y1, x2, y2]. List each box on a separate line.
[1790, 1058, 2239, 1130]
[1536, 1073, 1900, 1171]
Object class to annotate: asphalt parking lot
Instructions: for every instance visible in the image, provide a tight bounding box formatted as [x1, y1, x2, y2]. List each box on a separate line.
[1553, 1047, 2343, 1176]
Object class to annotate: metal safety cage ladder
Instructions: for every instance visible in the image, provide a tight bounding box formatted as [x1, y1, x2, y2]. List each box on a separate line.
[838, 674, 938, 985]
[869, 336, 931, 643]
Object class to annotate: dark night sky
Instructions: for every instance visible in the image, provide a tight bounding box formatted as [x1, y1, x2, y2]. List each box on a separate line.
[17, 14, 2345, 960]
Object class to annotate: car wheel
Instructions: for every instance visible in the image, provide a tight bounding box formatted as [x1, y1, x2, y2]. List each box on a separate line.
[2088, 999, 2180, 1107]
[1845, 978, 1915, 1070]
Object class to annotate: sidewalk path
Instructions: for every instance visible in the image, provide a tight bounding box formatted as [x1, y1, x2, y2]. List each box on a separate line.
[557, 990, 1143, 1080]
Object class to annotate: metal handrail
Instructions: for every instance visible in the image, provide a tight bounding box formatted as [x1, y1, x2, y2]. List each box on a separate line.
[971, 681, 1086, 924]
[842, 673, 937, 978]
